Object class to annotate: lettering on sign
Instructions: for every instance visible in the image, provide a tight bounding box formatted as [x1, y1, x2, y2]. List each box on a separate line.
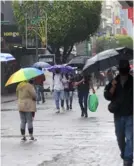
[4, 32, 19, 37]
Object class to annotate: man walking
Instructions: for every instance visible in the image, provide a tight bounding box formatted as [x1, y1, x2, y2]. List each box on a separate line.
[104, 59, 133, 166]
[75, 72, 95, 118]
[34, 67, 46, 104]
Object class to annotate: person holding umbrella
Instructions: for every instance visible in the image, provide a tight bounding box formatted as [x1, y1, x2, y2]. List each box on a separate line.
[104, 59, 133, 166]
[5, 67, 44, 141]
[68, 74, 75, 110]
[74, 72, 95, 118]
[62, 73, 70, 110]
[16, 80, 36, 141]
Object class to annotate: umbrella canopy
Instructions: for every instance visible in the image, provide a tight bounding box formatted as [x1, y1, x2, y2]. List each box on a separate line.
[47, 65, 75, 73]
[0, 53, 15, 62]
[67, 55, 89, 68]
[5, 67, 44, 86]
[83, 47, 133, 73]
[33, 61, 51, 68]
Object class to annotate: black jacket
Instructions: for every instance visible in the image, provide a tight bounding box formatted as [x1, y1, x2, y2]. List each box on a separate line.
[75, 74, 90, 92]
[104, 74, 133, 116]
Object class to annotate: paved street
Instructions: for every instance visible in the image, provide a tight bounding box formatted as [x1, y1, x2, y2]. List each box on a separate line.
[1, 88, 122, 166]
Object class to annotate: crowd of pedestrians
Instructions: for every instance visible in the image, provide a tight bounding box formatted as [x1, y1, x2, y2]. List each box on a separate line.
[15, 59, 133, 166]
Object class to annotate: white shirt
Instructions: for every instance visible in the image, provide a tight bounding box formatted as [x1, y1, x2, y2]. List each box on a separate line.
[53, 74, 64, 90]
[62, 76, 69, 89]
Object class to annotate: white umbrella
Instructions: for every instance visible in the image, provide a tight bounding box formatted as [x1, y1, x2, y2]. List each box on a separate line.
[0, 53, 15, 62]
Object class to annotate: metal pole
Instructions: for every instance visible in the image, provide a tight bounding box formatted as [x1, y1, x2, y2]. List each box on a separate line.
[35, 1, 38, 62]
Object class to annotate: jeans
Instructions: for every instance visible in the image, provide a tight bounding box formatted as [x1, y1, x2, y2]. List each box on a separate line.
[69, 91, 74, 107]
[78, 91, 89, 115]
[19, 112, 33, 135]
[64, 91, 70, 109]
[35, 85, 45, 103]
[54, 90, 64, 109]
[114, 115, 133, 165]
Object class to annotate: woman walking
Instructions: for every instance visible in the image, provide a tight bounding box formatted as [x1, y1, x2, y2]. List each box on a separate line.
[68, 74, 75, 110]
[16, 80, 36, 141]
[62, 74, 70, 110]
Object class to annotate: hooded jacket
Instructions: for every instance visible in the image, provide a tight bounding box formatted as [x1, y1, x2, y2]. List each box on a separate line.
[16, 82, 36, 112]
[104, 74, 133, 116]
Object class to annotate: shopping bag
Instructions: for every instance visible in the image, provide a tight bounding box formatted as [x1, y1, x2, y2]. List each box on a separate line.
[88, 94, 99, 112]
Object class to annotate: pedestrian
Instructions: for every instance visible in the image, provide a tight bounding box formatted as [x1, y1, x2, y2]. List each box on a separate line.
[53, 68, 64, 113]
[62, 73, 70, 110]
[107, 69, 114, 82]
[74, 72, 95, 118]
[104, 59, 133, 166]
[34, 67, 46, 104]
[16, 80, 36, 141]
[68, 74, 75, 110]
[94, 71, 101, 89]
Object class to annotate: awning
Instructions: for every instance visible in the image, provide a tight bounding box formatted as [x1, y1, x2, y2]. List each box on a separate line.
[119, 1, 133, 8]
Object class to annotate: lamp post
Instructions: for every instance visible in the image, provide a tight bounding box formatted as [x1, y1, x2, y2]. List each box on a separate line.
[35, 0, 38, 62]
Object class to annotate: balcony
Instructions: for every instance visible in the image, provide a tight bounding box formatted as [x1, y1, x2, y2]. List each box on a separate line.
[119, 1, 133, 8]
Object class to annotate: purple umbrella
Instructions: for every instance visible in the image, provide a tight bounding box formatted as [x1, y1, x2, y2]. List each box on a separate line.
[46, 65, 75, 73]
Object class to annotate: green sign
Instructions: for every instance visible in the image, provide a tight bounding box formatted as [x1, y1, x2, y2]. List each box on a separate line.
[31, 17, 41, 25]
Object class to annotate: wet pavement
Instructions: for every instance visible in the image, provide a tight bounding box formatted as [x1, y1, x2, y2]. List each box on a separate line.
[1, 88, 122, 166]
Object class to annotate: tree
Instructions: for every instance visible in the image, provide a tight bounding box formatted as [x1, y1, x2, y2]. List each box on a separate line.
[96, 35, 133, 54]
[12, 1, 102, 63]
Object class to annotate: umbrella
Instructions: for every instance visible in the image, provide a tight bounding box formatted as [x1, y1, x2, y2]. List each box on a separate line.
[33, 61, 51, 68]
[83, 47, 133, 73]
[0, 53, 15, 62]
[5, 67, 44, 86]
[47, 65, 75, 73]
[67, 55, 89, 68]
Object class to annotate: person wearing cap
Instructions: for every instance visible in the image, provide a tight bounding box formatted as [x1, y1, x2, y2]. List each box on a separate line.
[104, 59, 133, 166]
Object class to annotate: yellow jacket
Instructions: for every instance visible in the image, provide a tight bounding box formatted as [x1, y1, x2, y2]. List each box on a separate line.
[16, 82, 36, 112]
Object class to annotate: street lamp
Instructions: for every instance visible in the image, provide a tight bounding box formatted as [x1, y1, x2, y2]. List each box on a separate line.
[35, 0, 38, 61]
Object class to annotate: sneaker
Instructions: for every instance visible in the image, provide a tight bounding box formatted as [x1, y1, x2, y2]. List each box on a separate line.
[21, 136, 27, 141]
[42, 99, 45, 103]
[66, 107, 69, 111]
[29, 136, 35, 141]
[61, 107, 65, 112]
[70, 106, 72, 110]
[81, 112, 84, 117]
[56, 109, 60, 113]
[85, 114, 88, 118]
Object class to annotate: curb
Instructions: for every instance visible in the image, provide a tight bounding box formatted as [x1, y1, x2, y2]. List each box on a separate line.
[1, 99, 17, 104]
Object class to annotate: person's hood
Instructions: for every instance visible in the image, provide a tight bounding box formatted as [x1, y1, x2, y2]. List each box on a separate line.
[16, 81, 28, 91]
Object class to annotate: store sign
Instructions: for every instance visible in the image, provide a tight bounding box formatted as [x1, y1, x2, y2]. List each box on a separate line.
[4, 32, 19, 37]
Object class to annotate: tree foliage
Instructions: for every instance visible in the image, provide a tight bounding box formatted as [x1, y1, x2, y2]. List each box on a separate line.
[96, 35, 133, 54]
[12, 1, 102, 63]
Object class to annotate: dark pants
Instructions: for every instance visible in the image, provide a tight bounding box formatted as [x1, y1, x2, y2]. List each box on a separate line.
[35, 85, 45, 103]
[78, 91, 89, 116]
[114, 115, 133, 166]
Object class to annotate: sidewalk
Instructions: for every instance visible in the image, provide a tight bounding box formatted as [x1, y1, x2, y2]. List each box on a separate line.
[1, 93, 17, 103]
[1, 88, 122, 166]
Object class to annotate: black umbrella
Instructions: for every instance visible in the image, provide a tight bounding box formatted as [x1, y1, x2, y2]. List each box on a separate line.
[67, 55, 89, 69]
[83, 47, 133, 73]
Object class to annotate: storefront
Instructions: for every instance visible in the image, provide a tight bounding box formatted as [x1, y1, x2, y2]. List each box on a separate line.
[1, 24, 22, 49]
